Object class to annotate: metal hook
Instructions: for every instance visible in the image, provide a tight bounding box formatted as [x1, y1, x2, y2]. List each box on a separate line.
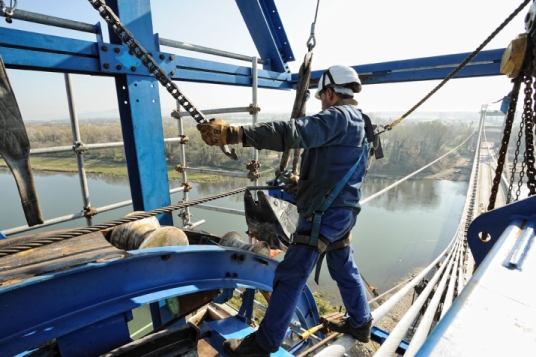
[3, 0, 17, 16]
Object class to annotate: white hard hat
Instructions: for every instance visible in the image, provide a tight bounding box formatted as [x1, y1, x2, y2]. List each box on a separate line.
[315, 65, 362, 99]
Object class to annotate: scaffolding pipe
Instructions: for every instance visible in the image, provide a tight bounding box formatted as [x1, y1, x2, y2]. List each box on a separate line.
[194, 204, 245, 216]
[187, 220, 206, 229]
[374, 239, 458, 357]
[159, 37, 266, 64]
[2, 187, 185, 236]
[176, 99, 192, 227]
[64, 73, 92, 226]
[0, 9, 97, 33]
[172, 106, 259, 118]
[21, 137, 185, 156]
[180, 167, 249, 178]
[252, 57, 259, 189]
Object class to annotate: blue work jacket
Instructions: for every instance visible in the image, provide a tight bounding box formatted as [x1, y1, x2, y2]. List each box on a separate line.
[243, 99, 368, 222]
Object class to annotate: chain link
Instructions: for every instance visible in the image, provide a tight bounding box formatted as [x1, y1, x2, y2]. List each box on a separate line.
[490, 76, 521, 208]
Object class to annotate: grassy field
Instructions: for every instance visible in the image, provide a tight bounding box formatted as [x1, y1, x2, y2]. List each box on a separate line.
[0, 156, 275, 183]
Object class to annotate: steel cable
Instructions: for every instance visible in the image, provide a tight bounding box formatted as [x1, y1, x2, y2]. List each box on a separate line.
[385, 0, 532, 131]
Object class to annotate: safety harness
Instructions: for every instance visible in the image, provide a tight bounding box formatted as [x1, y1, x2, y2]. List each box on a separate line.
[290, 106, 370, 284]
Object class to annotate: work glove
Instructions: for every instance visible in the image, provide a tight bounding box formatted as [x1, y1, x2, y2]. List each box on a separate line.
[197, 118, 241, 146]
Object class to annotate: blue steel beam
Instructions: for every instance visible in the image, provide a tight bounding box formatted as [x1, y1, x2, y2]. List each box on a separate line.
[0, 25, 504, 87]
[106, 0, 172, 225]
[0, 27, 291, 89]
[235, 0, 294, 73]
[301, 49, 505, 87]
[0, 246, 278, 356]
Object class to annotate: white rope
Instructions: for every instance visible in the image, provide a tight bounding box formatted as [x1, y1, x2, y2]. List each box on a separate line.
[361, 130, 475, 206]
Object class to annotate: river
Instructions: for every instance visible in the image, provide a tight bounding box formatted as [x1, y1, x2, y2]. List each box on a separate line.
[0, 168, 467, 306]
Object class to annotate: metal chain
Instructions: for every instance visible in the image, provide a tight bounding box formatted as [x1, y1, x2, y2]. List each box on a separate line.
[511, 75, 531, 202]
[526, 35, 536, 196]
[385, 0, 532, 131]
[490, 76, 522, 208]
[88, 0, 207, 123]
[0, 186, 276, 257]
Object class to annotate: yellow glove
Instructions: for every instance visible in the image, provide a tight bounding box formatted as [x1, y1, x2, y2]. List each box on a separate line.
[197, 118, 241, 146]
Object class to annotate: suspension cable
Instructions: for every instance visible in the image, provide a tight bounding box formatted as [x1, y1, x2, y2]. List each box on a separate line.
[385, 0, 532, 131]
[0, 186, 272, 257]
[360, 130, 475, 205]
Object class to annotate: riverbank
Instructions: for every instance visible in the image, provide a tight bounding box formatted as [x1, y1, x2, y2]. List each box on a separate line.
[1, 152, 473, 183]
[0, 156, 273, 183]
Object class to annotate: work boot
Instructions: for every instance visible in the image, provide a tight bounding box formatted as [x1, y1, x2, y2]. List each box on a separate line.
[327, 318, 372, 343]
[222, 333, 271, 357]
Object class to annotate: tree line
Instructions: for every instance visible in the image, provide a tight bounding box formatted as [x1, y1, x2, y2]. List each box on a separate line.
[24, 118, 475, 178]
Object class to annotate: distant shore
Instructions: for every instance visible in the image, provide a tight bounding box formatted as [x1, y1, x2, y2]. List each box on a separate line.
[1, 152, 472, 183]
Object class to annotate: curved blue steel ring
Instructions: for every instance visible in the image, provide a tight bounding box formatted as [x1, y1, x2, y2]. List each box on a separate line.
[0, 245, 319, 356]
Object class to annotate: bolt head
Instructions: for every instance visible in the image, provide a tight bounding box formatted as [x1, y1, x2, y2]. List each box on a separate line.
[114, 47, 120, 53]
[116, 64, 123, 70]
[102, 45, 108, 51]
[103, 63, 110, 69]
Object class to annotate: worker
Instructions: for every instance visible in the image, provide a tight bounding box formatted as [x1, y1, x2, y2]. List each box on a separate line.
[197, 65, 373, 357]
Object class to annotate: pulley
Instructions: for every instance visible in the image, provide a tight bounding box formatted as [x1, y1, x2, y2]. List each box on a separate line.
[500, 33, 528, 78]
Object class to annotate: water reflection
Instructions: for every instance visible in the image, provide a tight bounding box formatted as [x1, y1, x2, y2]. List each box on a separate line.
[0, 169, 468, 307]
[362, 177, 440, 210]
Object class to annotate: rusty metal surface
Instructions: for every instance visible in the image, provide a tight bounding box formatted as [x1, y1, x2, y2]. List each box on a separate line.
[0, 230, 126, 285]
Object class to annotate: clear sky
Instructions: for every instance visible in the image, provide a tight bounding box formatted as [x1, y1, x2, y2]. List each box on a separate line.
[0, 0, 529, 121]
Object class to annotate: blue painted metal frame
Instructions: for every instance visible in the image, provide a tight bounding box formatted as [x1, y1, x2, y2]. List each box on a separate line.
[106, 0, 172, 225]
[0, 246, 278, 356]
[0, 24, 504, 87]
[0, 246, 322, 356]
[467, 195, 536, 265]
[203, 317, 294, 357]
[302, 49, 505, 87]
[235, 0, 294, 73]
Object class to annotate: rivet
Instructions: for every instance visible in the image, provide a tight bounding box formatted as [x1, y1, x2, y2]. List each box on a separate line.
[116, 64, 123, 70]
[169, 55, 175, 61]
[102, 45, 108, 51]
[170, 70, 176, 76]
[103, 63, 110, 69]
[233, 273, 238, 278]
[226, 272, 231, 277]
[159, 54, 165, 60]
[114, 47, 120, 53]
[161, 254, 171, 261]
[131, 66, 136, 72]
[232, 253, 238, 262]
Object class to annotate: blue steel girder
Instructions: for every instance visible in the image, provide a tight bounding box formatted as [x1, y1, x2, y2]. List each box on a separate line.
[300, 48, 505, 87]
[0, 25, 505, 87]
[0, 27, 291, 89]
[106, 0, 171, 225]
[235, 0, 294, 73]
[0, 246, 277, 356]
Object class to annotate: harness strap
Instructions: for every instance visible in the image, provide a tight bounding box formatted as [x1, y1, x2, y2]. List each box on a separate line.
[292, 232, 352, 284]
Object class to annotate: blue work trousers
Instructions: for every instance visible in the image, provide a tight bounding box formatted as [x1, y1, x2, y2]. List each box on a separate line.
[255, 243, 371, 352]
